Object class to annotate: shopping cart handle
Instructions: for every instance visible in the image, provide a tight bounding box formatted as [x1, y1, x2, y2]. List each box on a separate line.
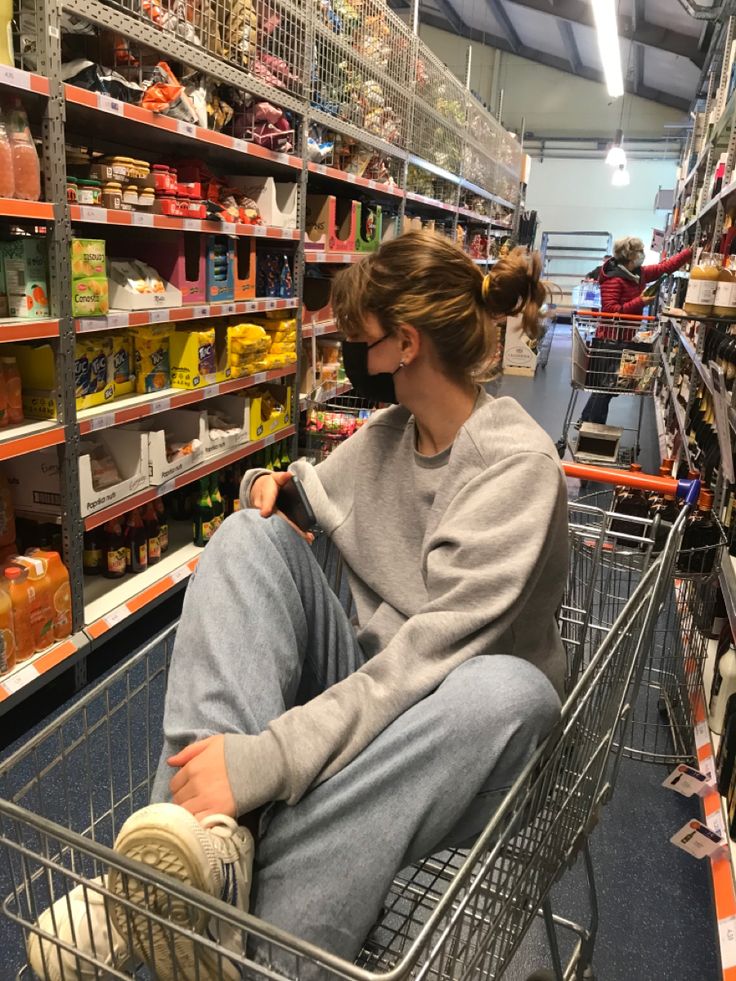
[562, 463, 700, 506]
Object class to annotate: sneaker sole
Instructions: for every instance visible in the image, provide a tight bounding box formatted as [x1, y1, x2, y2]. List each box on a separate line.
[107, 804, 220, 980]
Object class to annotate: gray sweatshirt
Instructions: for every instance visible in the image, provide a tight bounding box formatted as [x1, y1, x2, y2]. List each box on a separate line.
[227, 391, 568, 815]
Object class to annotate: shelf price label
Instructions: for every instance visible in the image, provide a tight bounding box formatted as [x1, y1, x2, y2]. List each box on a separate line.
[231, 138, 248, 155]
[78, 205, 105, 223]
[0, 66, 29, 91]
[98, 95, 123, 115]
[194, 306, 209, 319]
[251, 372, 267, 385]
[170, 565, 191, 585]
[106, 313, 129, 329]
[104, 606, 129, 630]
[151, 398, 170, 415]
[222, 303, 236, 315]
[3, 662, 40, 694]
[132, 212, 153, 227]
[253, 225, 266, 237]
[87, 412, 113, 432]
[177, 121, 196, 138]
[148, 308, 170, 323]
[183, 218, 200, 231]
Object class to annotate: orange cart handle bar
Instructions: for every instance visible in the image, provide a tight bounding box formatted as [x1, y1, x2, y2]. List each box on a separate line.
[562, 463, 701, 507]
[574, 310, 656, 321]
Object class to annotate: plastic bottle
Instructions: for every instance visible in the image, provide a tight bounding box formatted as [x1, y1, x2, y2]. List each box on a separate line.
[2, 357, 22, 424]
[0, 118, 13, 201]
[5, 565, 35, 661]
[711, 643, 736, 734]
[0, 573, 15, 672]
[103, 520, 127, 580]
[26, 548, 70, 641]
[143, 503, 161, 565]
[6, 99, 41, 202]
[0, 472, 14, 549]
[125, 510, 148, 574]
[14, 553, 55, 652]
[83, 529, 104, 575]
[713, 261, 736, 318]
[684, 253, 720, 317]
[155, 498, 169, 554]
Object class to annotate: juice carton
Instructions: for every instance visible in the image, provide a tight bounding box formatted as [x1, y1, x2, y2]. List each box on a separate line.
[71, 238, 109, 318]
[26, 548, 71, 641]
[4, 565, 34, 661]
[13, 553, 55, 652]
[0, 238, 49, 318]
[0, 577, 16, 672]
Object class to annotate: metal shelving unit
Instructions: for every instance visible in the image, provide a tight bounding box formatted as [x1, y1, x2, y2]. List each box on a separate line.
[0, 0, 523, 713]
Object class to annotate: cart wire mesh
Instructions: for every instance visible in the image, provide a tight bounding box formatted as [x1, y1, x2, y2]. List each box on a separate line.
[0, 494, 679, 980]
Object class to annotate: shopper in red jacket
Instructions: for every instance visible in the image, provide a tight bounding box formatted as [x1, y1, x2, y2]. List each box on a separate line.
[579, 236, 692, 425]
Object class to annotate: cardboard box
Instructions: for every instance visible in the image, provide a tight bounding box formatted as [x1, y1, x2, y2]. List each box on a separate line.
[123, 410, 204, 485]
[136, 232, 207, 305]
[249, 384, 292, 441]
[181, 393, 251, 457]
[4, 447, 62, 518]
[231, 177, 297, 228]
[234, 238, 256, 301]
[0, 238, 50, 319]
[5, 343, 59, 419]
[170, 324, 231, 389]
[108, 260, 181, 311]
[305, 195, 357, 252]
[78, 430, 150, 516]
[302, 273, 332, 325]
[71, 239, 108, 318]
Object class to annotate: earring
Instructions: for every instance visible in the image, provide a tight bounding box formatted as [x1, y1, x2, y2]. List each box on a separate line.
[399, 360, 406, 368]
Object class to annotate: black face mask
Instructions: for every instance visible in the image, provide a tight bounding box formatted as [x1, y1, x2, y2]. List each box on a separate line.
[342, 336, 401, 404]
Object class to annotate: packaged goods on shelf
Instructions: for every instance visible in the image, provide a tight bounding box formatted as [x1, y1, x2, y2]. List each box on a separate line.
[108, 258, 181, 311]
[227, 322, 271, 377]
[181, 395, 250, 457]
[258, 252, 293, 298]
[5, 98, 41, 202]
[207, 235, 234, 302]
[4, 448, 61, 519]
[75, 335, 114, 408]
[137, 233, 207, 304]
[131, 323, 173, 393]
[249, 384, 292, 440]
[355, 203, 381, 253]
[78, 430, 149, 515]
[71, 238, 108, 317]
[122, 409, 204, 484]
[305, 195, 357, 252]
[228, 177, 297, 228]
[170, 325, 225, 388]
[0, 238, 49, 318]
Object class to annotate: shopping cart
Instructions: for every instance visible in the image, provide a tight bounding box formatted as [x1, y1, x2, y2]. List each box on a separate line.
[557, 312, 661, 466]
[302, 393, 380, 463]
[0, 472, 703, 981]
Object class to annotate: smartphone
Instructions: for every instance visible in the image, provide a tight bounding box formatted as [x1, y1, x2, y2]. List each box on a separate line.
[276, 475, 317, 532]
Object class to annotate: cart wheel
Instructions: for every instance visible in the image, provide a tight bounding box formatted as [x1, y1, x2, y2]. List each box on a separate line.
[525, 971, 557, 981]
[555, 438, 566, 459]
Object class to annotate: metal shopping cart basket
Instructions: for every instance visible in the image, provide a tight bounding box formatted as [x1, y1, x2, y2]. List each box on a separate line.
[302, 392, 380, 463]
[557, 312, 661, 467]
[0, 473, 702, 981]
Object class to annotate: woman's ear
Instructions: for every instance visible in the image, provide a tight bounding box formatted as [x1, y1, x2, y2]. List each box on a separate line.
[397, 323, 421, 365]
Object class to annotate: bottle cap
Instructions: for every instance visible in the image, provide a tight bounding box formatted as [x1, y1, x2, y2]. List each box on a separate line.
[630, 462, 643, 472]
[699, 488, 714, 510]
[4, 566, 20, 578]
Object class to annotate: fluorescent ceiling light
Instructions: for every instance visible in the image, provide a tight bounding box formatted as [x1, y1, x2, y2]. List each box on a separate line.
[592, 0, 624, 98]
[606, 130, 626, 167]
[612, 165, 630, 187]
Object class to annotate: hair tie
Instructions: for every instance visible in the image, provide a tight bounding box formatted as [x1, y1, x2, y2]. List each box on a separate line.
[481, 272, 492, 302]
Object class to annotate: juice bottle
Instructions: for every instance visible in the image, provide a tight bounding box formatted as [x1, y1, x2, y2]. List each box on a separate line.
[0, 574, 15, 671]
[14, 553, 55, 652]
[5, 565, 35, 661]
[26, 548, 71, 641]
[2, 357, 22, 424]
[143, 503, 161, 565]
[126, 509, 148, 574]
[0, 472, 14, 549]
[103, 520, 126, 579]
[155, 498, 169, 554]
[684, 253, 719, 317]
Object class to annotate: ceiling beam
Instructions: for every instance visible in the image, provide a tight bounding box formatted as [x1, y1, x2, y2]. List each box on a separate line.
[414, 9, 691, 112]
[504, 0, 705, 68]
[431, 0, 466, 37]
[632, 42, 645, 95]
[484, 0, 521, 54]
[632, 0, 645, 33]
[558, 19, 581, 75]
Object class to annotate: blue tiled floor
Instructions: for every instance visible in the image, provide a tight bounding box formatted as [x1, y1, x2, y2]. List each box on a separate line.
[0, 323, 721, 979]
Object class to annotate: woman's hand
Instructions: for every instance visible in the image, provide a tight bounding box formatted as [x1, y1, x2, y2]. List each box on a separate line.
[168, 735, 236, 821]
[251, 472, 315, 542]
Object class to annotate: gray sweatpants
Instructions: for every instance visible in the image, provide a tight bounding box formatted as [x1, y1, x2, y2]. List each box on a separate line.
[151, 510, 561, 963]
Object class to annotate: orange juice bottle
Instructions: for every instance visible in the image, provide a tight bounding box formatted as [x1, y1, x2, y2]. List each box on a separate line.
[2, 356, 23, 425]
[0, 574, 15, 672]
[14, 553, 54, 652]
[5, 566, 34, 661]
[26, 548, 71, 640]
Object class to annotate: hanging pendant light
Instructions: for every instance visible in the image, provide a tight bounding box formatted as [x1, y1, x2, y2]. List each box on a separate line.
[606, 128, 626, 168]
[612, 164, 631, 187]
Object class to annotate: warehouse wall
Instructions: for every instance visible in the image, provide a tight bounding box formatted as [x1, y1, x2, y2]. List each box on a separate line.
[415, 24, 684, 139]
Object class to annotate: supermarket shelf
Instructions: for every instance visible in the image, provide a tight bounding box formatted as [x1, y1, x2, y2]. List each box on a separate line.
[677, 176, 736, 235]
[299, 382, 352, 410]
[302, 321, 339, 339]
[0, 198, 55, 223]
[720, 551, 736, 641]
[85, 526, 203, 641]
[84, 425, 296, 530]
[75, 298, 298, 332]
[64, 85, 303, 174]
[656, 340, 691, 469]
[0, 317, 60, 342]
[652, 389, 668, 460]
[456, 206, 492, 224]
[405, 190, 457, 216]
[305, 252, 363, 264]
[666, 317, 736, 435]
[0, 66, 50, 97]
[664, 307, 736, 324]
[69, 204, 299, 240]
[307, 162, 404, 200]
[0, 420, 65, 461]
[0, 633, 87, 712]
[78, 365, 297, 434]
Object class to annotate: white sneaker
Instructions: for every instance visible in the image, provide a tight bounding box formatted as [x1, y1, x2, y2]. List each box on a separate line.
[107, 802, 254, 981]
[26, 876, 135, 980]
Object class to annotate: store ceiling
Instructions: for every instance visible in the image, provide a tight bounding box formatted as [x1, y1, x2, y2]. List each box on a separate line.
[394, 0, 722, 112]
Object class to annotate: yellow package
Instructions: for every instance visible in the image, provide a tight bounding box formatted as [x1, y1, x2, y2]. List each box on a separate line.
[112, 333, 135, 397]
[133, 323, 173, 394]
[269, 342, 296, 356]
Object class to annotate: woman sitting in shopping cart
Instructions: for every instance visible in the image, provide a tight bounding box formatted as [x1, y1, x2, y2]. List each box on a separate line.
[579, 235, 691, 426]
[29, 233, 569, 981]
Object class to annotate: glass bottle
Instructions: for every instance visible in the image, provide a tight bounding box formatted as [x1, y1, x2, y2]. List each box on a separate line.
[678, 488, 721, 574]
[155, 497, 169, 554]
[684, 252, 719, 317]
[143, 503, 161, 565]
[611, 463, 651, 544]
[193, 478, 214, 547]
[83, 528, 104, 575]
[126, 509, 148, 574]
[210, 474, 224, 532]
[103, 520, 126, 580]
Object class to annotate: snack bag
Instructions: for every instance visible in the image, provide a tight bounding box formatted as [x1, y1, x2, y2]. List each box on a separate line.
[113, 332, 135, 396]
[74, 336, 112, 406]
[133, 323, 172, 393]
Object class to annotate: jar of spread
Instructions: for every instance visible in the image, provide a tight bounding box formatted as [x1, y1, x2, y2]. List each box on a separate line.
[102, 180, 122, 210]
[684, 253, 720, 317]
[123, 183, 139, 207]
[66, 177, 78, 204]
[77, 178, 102, 206]
[138, 188, 155, 209]
[154, 192, 178, 216]
[151, 164, 170, 192]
